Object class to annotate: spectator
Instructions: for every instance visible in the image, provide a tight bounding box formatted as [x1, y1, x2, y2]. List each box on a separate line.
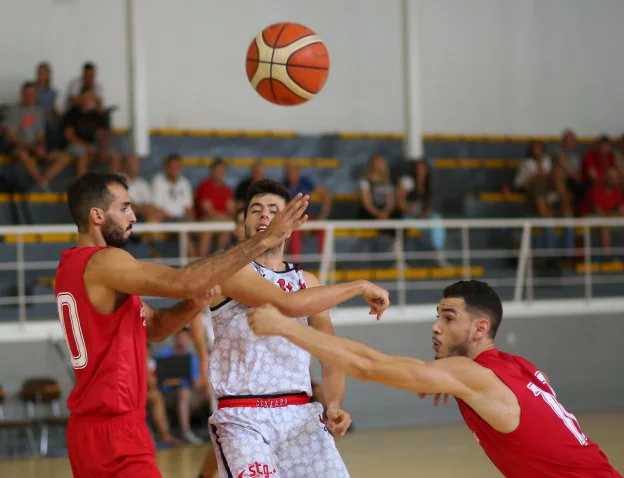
[581, 168, 623, 255]
[153, 329, 206, 445]
[283, 160, 333, 257]
[147, 345, 182, 448]
[358, 154, 394, 221]
[514, 140, 552, 192]
[195, 159, 235, 255]
[63, 86, 121, 176]
[527, 164, 575, 256]
[151, 154, 196, 256]
[34, 62, 62, 150]
[612, 133, 624, 187]
[396, 159, 448, 267]
[5, 81, 71, 189]
[234, 160, 265, 209]
[554, 129, 582, 199]
[123, 154, 154, 219]
[65, 62, 105, 112]
[580, 135, 616, 187]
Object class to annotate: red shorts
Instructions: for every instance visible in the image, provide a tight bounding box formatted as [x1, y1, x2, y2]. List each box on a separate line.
[67, 408, 161, 478]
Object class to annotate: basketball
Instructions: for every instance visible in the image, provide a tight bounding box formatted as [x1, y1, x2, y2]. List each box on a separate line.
[245, 22, 330, 106]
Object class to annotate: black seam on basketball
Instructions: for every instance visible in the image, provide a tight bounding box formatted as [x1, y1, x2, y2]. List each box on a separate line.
[249, 59, 329, 71]
[269, 23, 290, 105]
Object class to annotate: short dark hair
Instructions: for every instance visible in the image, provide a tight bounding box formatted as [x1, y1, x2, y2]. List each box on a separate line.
[211, 158, 226, 170]
[443, 280, 503, 338]
[67, 173, 128, 232]
[22, 81, 36, 90]
[83, 62, 95, 72]
[244, 179, 290, 218]
[164, 153, 181, 165]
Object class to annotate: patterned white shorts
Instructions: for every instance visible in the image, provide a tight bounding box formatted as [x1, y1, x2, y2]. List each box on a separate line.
[208, 401, 350, 478]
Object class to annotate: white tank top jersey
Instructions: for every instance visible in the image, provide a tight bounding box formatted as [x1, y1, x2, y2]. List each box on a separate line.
[208, 261, 312, 398]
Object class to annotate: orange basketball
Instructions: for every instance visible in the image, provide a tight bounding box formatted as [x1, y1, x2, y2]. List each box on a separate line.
[246, 22, 330, 106]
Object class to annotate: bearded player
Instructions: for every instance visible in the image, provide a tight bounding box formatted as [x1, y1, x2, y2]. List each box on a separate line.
[55, 173, 309, 478]
[203, 179, 389, 478]
[248, 280, 622, 478]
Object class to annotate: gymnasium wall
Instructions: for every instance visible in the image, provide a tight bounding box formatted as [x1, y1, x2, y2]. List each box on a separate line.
[1, 0, 624, 135]
[1, 311, 623, 429]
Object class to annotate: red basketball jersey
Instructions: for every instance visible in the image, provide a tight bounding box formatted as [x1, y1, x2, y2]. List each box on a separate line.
[456, 349, 621, 477]
[55, 246, 147, 416]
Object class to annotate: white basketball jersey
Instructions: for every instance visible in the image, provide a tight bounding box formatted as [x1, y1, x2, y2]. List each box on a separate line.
[209, 261, 312, 398]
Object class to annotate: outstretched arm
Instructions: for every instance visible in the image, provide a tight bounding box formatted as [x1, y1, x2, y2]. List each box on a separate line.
[304, 272, 351, 436]
[220, 266, 390, 319]
[86, 194, 309, 299]
[247, 305, 480, 398]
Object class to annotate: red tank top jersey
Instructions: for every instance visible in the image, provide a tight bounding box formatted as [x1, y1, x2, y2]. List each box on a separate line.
[55, 246, 147, 416]
[456, 349, 621, 477]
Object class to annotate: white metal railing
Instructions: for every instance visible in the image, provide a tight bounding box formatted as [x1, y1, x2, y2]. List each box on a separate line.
[1, 217, 624, 325]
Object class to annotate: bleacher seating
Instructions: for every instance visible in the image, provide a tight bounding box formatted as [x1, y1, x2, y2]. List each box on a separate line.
[0, 131, 621, 319]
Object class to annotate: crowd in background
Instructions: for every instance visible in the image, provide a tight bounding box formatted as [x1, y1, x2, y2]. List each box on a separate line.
[1, 61, 624, 262]
[512, 131, 624, 254]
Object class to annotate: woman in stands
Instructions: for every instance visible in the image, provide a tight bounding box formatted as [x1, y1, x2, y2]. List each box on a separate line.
[396, 158, 449, 267]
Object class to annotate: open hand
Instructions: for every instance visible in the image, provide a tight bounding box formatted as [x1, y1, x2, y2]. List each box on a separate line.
[265, 193, 309, 247]
[246, 304, 292, 337]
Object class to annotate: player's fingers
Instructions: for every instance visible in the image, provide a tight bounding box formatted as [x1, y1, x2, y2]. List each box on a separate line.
[434, 394, 440, 407]
[444, 394, 450, 405]
[293, 214, 309, 229]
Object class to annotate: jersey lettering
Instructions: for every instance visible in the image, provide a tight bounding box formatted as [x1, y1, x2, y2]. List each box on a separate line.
[56, 292, 88, 369]
[527, 372, 588, 445]
[277, 279, 293, 292]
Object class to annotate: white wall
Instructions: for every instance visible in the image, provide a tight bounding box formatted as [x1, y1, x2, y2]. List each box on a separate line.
[418, 0, 624, 136]
[1, 0, 624, 135]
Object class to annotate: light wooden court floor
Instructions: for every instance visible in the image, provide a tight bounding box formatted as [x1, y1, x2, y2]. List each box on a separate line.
[0, 410, 622, 477]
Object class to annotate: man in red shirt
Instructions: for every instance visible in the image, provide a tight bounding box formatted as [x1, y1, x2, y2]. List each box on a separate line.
[55, 172, 309, 477]
[583, 168, 624, 254]
[195, 159, 235, 255]
[581, 135, 616, 185]
[247, 280, 622, 478]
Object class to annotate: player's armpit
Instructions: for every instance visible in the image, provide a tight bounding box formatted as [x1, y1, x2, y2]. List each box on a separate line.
[86, 248, 193, 298]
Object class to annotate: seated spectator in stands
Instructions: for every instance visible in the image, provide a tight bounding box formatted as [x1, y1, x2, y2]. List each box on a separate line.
[554, 129, 582, 200]
[234, 160, 265, 209]
[65, 62, 105, 112]
[147, 345, 182, 447]
[358, 155, 395, 221]
[612, 133, 624, 187]
[63, 86, 121, 176]
[283, 160, 333, 257]
[34, 62, 62, 150]
[581, 168, 623, 255]
[397, 159, 448, 267]
[527, 164, 575, 254]
[5, 81, 71, 189]
[195, 159, 235, 255]
[123, 154, 154, 219]
[581, 135, 616, 188]
[152, 154, 196, 256]
[514, 140, 552, 192]
[154, 329, 206, 445]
